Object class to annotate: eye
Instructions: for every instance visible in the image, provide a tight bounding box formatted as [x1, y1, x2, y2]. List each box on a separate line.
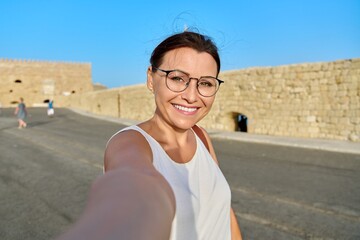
[199, 78, 216, 87]
[169, 76, 185, 82]
[168, 71, 188, 83]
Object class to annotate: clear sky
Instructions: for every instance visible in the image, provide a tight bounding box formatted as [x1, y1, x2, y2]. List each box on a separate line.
[1, 0, 359, 88]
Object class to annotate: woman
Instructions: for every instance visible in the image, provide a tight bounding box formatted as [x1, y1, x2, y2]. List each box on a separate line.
[58, 31, 242, 240]
[14, 97, 27, 129]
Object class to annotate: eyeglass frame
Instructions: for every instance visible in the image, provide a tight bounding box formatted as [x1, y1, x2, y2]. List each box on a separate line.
[152, 66, 224, 97]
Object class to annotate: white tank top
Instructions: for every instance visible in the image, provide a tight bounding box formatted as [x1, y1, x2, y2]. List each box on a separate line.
[111, 125, 231, 240]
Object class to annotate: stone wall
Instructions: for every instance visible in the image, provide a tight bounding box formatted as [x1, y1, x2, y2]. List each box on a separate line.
[0, 59, 93, 107]
[1, 58, 359, 141]
[58, 58, 359, 142]
[200, 58, 360, 141]
[57, 84, 156, 121]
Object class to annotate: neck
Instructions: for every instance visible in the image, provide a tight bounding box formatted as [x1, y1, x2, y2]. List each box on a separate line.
[142, 115, 193, 147]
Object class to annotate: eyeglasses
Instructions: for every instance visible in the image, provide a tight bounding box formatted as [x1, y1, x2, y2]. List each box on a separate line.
[153, 67, 224, 97]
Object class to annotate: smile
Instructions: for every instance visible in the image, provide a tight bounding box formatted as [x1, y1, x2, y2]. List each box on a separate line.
[173, 104, 198, 113]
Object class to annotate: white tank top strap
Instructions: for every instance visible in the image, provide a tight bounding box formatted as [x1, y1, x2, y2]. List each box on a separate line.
[107, 125, 165, 165]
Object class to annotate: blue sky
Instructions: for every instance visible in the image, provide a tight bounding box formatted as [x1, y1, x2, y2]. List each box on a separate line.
[1, 0, 359, 88]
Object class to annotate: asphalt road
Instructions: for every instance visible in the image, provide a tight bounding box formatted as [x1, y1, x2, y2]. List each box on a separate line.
[0, 108, 359, 240]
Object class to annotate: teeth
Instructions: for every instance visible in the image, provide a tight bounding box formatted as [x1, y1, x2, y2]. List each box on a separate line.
[174, 104, 197, 112]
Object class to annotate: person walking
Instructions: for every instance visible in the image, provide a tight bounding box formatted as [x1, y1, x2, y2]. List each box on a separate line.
[14, 97, 27, 129]
[47, 99, 54, 117]
[57, 31, 242, 240]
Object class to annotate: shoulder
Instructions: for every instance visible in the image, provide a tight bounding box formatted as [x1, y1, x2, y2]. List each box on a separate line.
[104, 128, 153, 172]
[196, 125, 211, 142]
[194, 125, 219, 165]
[193, 125, 212, 148]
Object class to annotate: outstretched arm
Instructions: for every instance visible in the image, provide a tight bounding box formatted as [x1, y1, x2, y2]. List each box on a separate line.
[56, 130, 176, 240]
[56, 168, 175, 240]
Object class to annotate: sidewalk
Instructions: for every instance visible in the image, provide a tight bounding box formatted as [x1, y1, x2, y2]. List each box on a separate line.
[208, 130, 360, 155]
[70, 108, 360, 155]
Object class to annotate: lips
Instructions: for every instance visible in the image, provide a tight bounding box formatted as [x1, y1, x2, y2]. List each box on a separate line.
[173, 104, 198, 114]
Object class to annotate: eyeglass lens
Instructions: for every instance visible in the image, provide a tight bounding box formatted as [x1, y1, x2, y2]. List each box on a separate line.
[166, 70, 219, 97]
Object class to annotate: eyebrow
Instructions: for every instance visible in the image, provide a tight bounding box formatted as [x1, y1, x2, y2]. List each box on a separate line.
[171, 68, 190, 75]
[169, 68, 217, 79]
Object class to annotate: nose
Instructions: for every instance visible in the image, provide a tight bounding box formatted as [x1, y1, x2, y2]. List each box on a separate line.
[181, 79, 198, 103]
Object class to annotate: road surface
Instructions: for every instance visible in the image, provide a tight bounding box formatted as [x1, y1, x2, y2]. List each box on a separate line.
[1, 108, 359, 239]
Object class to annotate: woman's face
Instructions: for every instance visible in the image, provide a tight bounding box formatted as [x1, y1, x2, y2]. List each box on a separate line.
[147, 47, 218, 131]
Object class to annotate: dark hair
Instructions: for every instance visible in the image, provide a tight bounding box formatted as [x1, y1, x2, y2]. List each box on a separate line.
[150, 31, 221, 75]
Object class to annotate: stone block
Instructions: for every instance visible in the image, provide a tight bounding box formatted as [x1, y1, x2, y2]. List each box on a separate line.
[348, 134, 359, 142]
[306, 116, 316, 122]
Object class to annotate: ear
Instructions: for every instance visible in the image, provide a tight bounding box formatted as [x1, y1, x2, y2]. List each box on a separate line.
[147, 66, 154, 93]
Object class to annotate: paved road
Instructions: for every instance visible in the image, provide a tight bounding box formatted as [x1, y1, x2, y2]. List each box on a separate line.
[0, 108, 359, 240]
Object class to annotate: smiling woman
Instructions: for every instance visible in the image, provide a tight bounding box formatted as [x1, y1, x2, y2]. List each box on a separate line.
[56, 31, 242, 240]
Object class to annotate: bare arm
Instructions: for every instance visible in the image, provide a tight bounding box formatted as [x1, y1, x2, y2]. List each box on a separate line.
[57, 130, 176, 240]
[57, 168, 175, 240]
[231, 208, 242, 240]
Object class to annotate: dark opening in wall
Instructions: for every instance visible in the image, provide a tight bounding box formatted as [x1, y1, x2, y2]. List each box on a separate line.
[14, 79, 22, 83]
[71, 90, 76, 94]
[236, 113, 248, 132]
[10, 101, 18, 104]
[9, 90, 13, 93]
[43, 99, 50, 103]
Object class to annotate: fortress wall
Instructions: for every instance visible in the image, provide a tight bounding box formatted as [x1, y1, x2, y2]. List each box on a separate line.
[199, 58, 360, 141]
[117, 85, 155, 121]
[0, 59, 93, 107]
[62, 89, 121, 118]
[2, 58, 359, 141]
[57, 84, 155, 121]
[57, 58, 359, 141]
